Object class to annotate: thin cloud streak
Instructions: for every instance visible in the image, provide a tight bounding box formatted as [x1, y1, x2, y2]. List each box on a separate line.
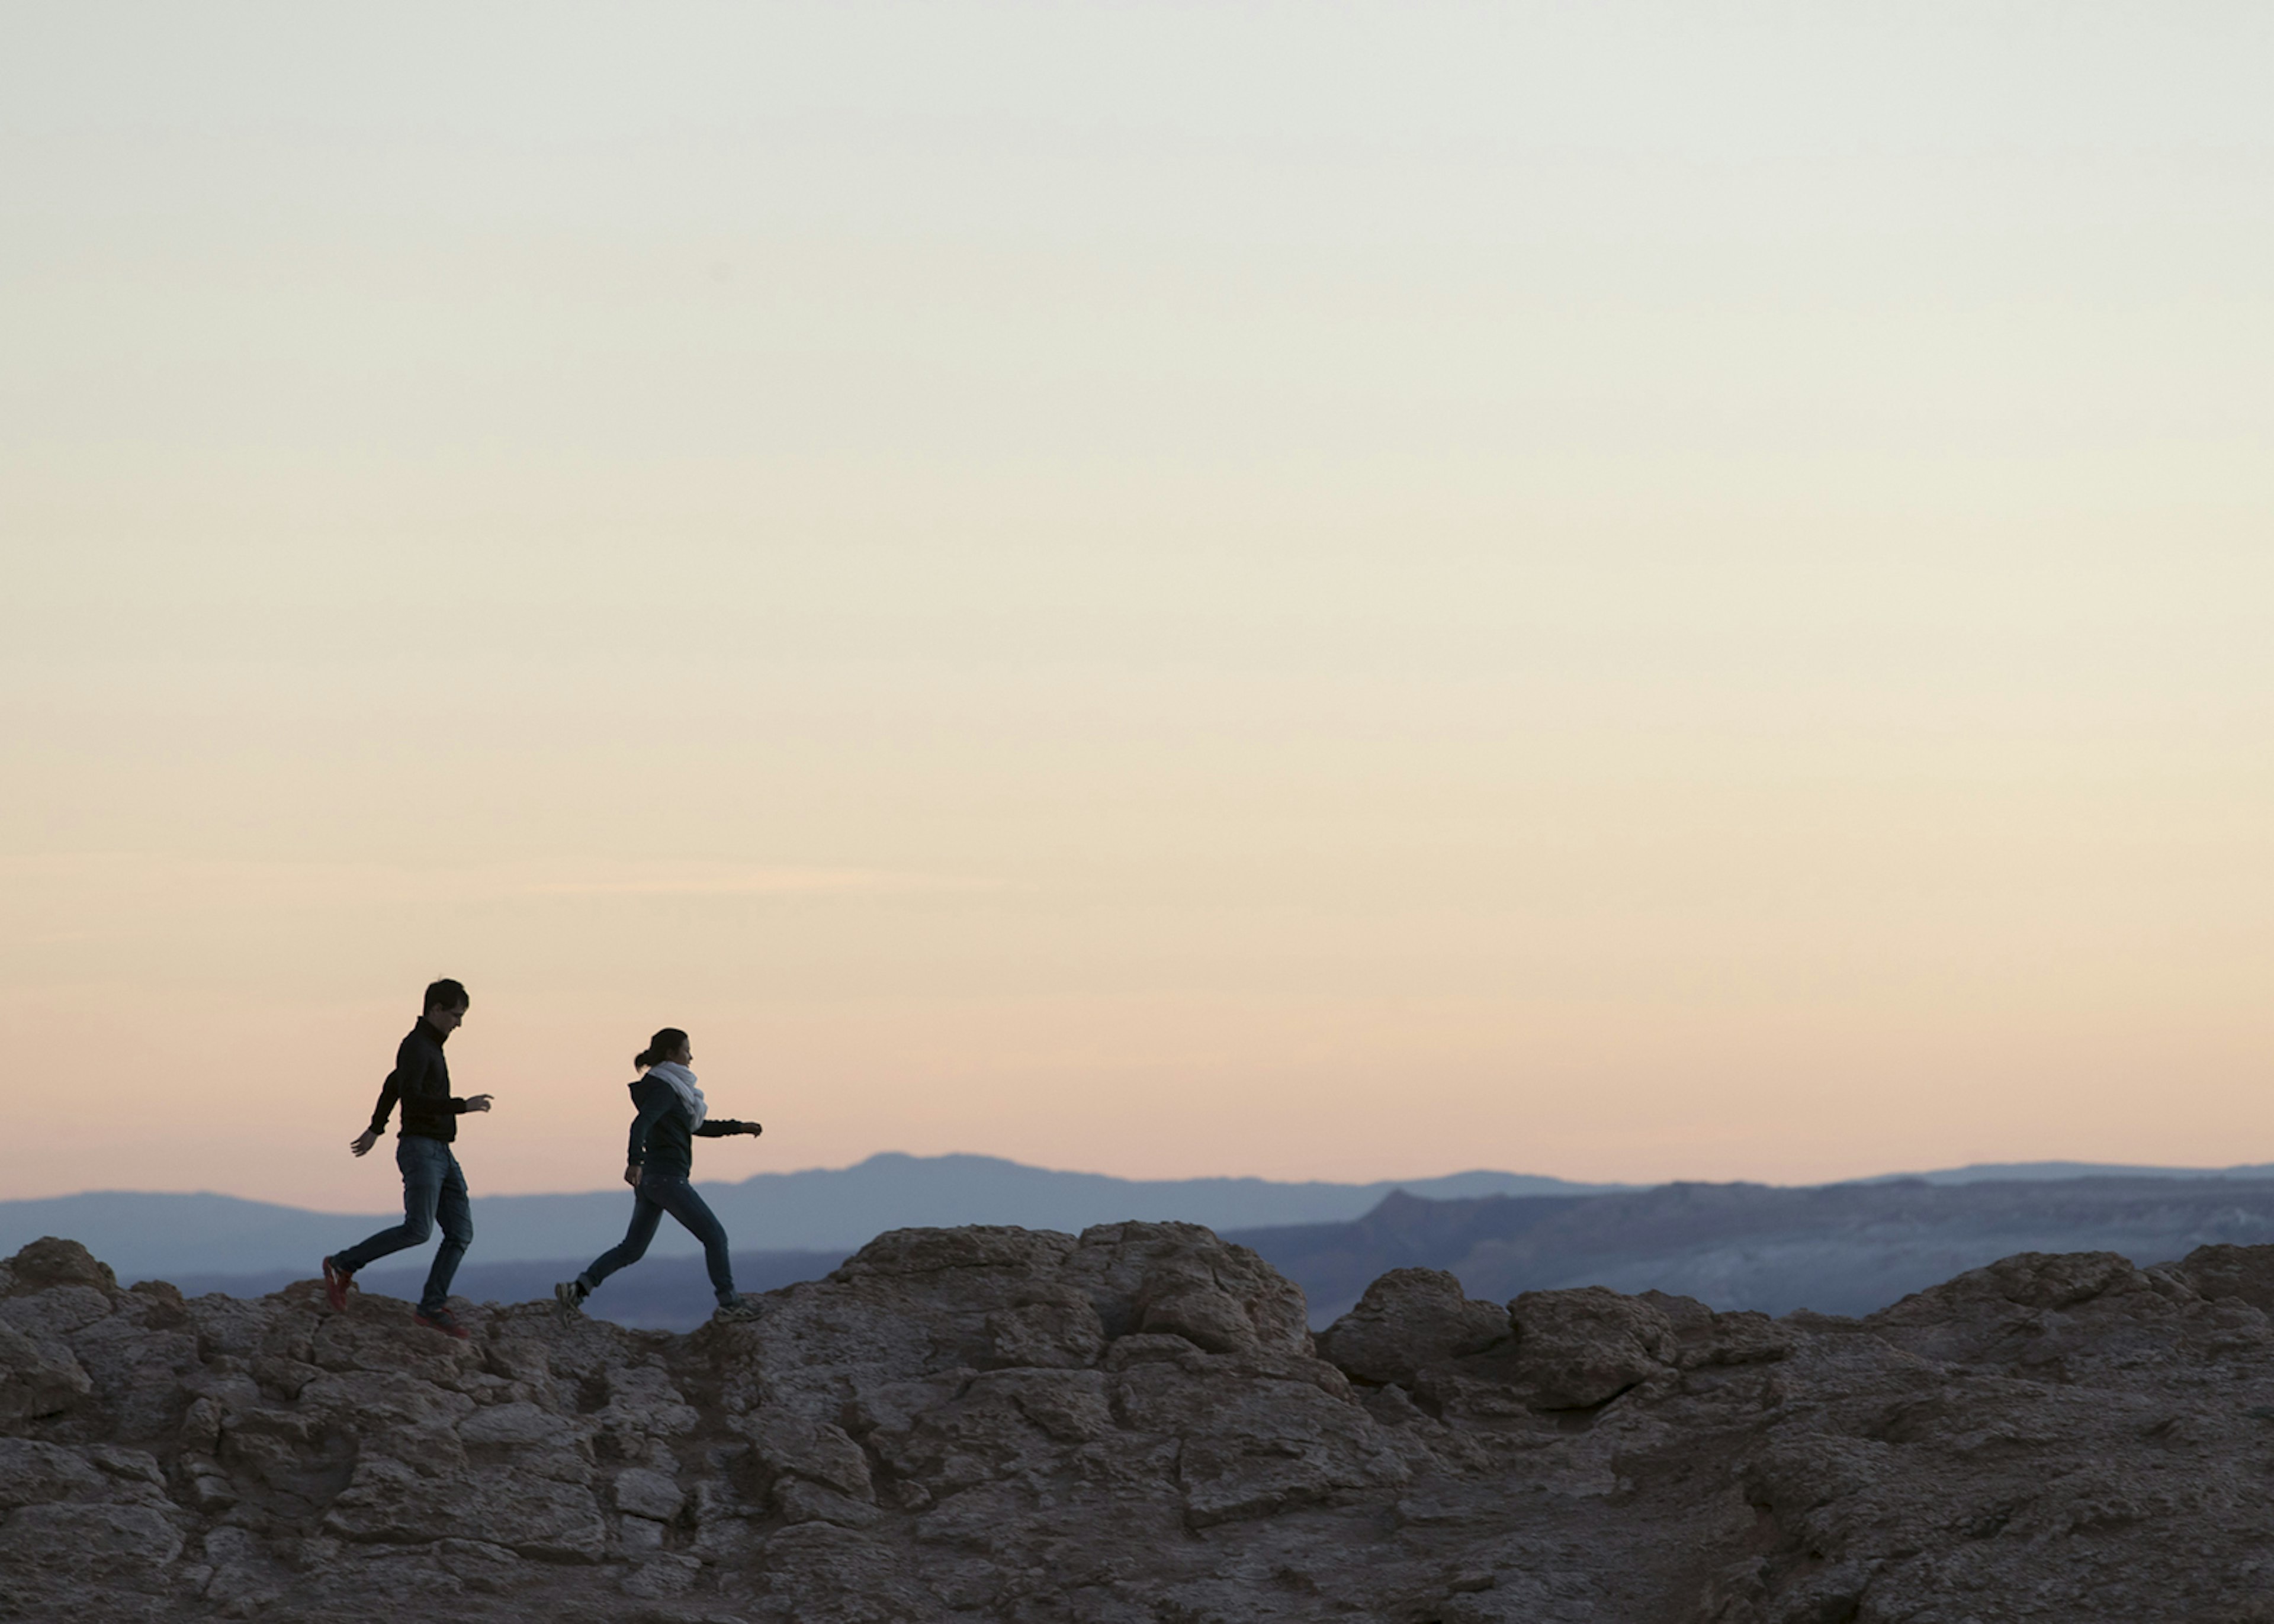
[1, 853, 1006, 906]
[520, 869, 1006, 898]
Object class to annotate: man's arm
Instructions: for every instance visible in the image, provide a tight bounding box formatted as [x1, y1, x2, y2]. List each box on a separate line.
[352, 1069, 402, 1155]
[367, 1069, 402, 1134]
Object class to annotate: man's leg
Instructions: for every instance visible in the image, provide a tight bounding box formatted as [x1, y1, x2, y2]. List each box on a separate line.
[417, 1150, 473, 1317]
[651, 1179, 737, 1305]
[329, 1139, 444, 1278]
[576, 1189, 664, 1295]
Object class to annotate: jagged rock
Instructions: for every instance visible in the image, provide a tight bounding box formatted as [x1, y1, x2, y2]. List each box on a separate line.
[2170, 1240, 2274, 1315]
[609, 1464, 683, 1521]
[1504, 1284, 1678, 1407]
[0, 1436, 105, 1504]
[1639, 1289, 1795, 1369]
[1315, 1266, 1510, 1384]
[0, 1318, 94, 1421]
[434, 1536, 533, 1594]
[5, 1235, 119, 1295]
[0, 1501, 185, 1578]
[738, 1407, 875, 1500]
[8, 1230, 2274, 1618]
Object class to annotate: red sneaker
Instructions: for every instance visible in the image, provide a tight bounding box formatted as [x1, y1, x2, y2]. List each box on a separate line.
[322, 1256, 353, 1313]
[414, 1307, 471, 1340]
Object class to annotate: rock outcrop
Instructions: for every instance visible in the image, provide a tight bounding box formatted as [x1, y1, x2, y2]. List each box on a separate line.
[5, 1223, 2274, 1620]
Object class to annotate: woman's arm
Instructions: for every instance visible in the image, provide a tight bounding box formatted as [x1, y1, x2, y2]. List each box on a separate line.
[694, 1118, 763, 1138]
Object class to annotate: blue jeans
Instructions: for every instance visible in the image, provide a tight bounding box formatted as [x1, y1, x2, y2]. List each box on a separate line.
[332, 1136, 473, 1315]
[579, 1175, 736, 1305]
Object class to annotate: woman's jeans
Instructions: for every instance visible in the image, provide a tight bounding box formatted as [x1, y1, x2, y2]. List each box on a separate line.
[332, 1136, 473, 1316]
[579, 1175, 736, 1304]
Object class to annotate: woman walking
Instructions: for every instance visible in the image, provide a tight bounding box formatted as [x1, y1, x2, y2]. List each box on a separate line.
[555, 1027, 766, 1323]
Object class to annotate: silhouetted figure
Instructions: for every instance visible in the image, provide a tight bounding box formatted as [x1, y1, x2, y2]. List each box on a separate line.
[555, 1027, 765, 1324]
[320, 978, 494, 1338]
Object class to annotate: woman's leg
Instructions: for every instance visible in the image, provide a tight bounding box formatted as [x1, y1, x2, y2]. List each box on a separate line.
[577, 1188, 664, 1294]
[648, 1178, 737, 1304]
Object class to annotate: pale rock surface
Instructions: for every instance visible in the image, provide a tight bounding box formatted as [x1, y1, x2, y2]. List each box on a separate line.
[4, 1227, 2274, 1619]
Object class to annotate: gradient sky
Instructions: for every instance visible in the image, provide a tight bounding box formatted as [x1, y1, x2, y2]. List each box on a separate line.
[5, 4, 2272, 1210]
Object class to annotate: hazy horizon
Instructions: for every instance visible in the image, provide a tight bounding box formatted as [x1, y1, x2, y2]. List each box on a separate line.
[1, 1150, 1608, 1217]
[7, 4, 2273, 1208]
[14, 1149, 2274, 1223]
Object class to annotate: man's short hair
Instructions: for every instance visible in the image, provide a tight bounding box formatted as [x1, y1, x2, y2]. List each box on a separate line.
[423, 977, 469, 1014]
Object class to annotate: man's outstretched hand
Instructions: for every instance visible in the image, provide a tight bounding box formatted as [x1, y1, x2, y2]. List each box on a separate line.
[349, 1129, 380, 1157]
[465, 1094, 494, 1113]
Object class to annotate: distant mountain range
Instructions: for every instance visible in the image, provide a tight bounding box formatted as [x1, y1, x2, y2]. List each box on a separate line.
[1237, 1175, 2274, 1323]
[148, 1171, 2274, 1334]
[1843, 1160, 2274, 1186]
[0, 1152, 1620, 1282]
[14, 1153, 2274, 1334]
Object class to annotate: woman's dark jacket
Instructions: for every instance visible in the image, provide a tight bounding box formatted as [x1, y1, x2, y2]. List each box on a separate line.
[625, 1075, 757, 1180]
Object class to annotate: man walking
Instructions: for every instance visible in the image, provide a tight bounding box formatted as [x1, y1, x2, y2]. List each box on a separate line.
[321, 978, 494, 1339]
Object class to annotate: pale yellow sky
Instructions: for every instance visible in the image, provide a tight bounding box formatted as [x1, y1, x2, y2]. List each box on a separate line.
[4, 4, 2272, 1208]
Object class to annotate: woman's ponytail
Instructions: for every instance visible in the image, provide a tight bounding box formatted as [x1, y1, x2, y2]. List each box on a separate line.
[634, 1027, 690, 1072]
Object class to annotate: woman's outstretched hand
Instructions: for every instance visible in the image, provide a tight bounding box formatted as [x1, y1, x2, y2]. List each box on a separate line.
[742, 1122, 764, 1137]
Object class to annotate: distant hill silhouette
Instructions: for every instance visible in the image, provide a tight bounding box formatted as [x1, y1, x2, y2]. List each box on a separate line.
[97, 1166, 2274, 1334]
[1846, 1159, 2274, 1185]
[1228, 1175, 2274, 1322]
[0, 1153, 1621, 1282]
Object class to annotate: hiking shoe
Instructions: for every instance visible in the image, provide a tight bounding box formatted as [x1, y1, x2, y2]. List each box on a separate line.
[322, 1256, 354, 1313]
[711, 1297, 763, 1324]
[553, 1280, 587, 1321]
[414, 1307, 471, 1340]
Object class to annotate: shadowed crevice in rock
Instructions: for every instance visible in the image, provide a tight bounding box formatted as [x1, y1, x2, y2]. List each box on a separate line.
[4, 1228, 2274, 1620]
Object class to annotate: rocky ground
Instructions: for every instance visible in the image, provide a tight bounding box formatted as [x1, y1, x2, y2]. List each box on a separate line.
[5, 1223, 2274, 1623]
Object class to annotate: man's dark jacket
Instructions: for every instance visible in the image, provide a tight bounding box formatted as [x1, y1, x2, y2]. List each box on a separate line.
[367, 1017, 470, 1144]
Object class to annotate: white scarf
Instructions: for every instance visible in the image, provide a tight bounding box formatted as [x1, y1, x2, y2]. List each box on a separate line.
[643, 1061, 707, 1130]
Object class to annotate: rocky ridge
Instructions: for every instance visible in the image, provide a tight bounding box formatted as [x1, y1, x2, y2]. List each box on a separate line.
[5, 1223, 2274, 1621]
